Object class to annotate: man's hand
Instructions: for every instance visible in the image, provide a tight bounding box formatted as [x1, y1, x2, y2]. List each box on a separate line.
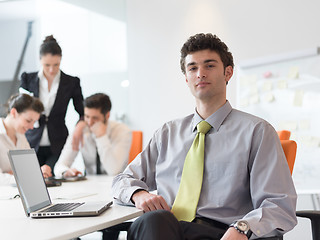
[72, 120, 86, 151]
[131, 190, 171, 212]
[220, 227, 248, 240]
[41, 164, 52, 178]
[63, 168, 83, 177]
[90, 121, 107, 138]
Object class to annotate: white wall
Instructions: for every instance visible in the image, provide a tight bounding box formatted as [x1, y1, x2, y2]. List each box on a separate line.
[0, 1, 38, 116]
[0, 20, 38, 81]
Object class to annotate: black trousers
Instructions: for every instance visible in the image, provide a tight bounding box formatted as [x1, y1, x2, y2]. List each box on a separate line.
[127, 210, 283, 240]
[37, 146, 59, 175]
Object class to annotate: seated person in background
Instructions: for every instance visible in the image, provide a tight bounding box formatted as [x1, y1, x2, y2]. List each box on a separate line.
[112, 33, 297, 240]
[54, 93, 132, 177]
[0, 93, 49, 185]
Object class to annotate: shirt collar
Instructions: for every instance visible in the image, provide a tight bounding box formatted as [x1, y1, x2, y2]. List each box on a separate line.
[0, 118, 6, 135]
[38, 68, 61, 83]
[192, 100, 233, 132]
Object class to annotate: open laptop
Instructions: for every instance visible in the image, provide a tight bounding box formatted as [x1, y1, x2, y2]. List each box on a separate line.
[8, 149, 112, 218]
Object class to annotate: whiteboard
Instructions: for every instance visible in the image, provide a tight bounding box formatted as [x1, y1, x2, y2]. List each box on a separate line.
[237, 55, 320, 191]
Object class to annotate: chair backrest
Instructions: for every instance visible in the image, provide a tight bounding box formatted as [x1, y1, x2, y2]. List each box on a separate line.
[128, 131, 143, 164]
[277, 130, 291, 140]
[280, 140, 297, 175]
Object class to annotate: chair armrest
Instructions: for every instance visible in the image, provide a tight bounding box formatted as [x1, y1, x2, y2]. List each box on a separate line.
[296, 210, 320, 219]
[296, 211, 320, 240]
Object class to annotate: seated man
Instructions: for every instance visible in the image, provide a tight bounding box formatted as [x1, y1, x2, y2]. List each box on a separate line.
[112, 33, 297, 240]
[54, 93, 132, 177]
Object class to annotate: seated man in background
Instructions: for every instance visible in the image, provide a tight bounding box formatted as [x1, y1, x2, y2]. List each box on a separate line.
[112, 33, 297, 240]
[54, 93, 132, 177]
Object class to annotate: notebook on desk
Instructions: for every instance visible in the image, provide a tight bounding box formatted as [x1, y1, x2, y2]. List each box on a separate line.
[8, 149, 112, 218]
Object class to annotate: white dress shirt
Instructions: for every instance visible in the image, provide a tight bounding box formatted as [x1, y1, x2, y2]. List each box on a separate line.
[38, 69, 61, 146]
[112, 101, 297, 238]
[0, 118, 30, 185]
[54, 120, 132, 176]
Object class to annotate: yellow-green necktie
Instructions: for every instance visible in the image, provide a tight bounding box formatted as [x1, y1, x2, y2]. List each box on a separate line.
[172, 120, 212, 222]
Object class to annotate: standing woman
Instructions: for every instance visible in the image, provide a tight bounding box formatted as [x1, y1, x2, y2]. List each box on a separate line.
[20, 35, 84, 174]
[0, 94, 46, 185]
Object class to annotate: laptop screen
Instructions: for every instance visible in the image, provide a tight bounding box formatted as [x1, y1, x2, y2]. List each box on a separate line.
[8, 149, 51, 216]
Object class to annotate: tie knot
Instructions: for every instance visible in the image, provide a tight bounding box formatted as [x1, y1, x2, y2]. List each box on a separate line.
[197, 121, 212, 134]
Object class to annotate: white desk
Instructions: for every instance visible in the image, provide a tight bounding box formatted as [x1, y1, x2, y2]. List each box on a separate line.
[0, 176, 143, 240]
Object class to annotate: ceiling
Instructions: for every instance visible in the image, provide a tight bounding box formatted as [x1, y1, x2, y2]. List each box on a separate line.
[61, 0, 126, 22]
[0, 0, 36, 20]
[0, 0, 126, 22]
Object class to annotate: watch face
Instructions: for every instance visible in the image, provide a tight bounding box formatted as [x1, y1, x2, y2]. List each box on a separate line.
[237, 221, 249, 231]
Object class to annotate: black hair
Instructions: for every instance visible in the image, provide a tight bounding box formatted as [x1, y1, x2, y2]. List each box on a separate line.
[40, 35, 62, 57]
[84, 93, 112, 115]
[7, 93, 44, 114]
[180, 33, 234, 74]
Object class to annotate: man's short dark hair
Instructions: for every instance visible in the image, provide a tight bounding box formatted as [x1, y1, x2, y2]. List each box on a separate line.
[84, 93, 112, 115]
[180, 33, 234, 74]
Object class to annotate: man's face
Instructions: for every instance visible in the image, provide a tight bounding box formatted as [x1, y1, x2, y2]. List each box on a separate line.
[40, 54, 61, 79]
[184, 49, 233, 101]
[84, 107, 107, 127]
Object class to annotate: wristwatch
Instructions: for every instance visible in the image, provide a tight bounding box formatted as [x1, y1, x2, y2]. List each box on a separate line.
[230, 220, 252, 239]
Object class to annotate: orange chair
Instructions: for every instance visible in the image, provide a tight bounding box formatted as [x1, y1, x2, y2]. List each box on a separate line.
[279, 138, 320, 240]
[101, 131, 143, 237]
[128, 131, 143, 164]
[283, 141, 320, 240]
[277, 130, 291, 140]
[280, 140, 297, 175]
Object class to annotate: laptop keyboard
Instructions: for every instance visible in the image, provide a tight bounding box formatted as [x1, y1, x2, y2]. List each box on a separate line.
[40, 203, 84, 212]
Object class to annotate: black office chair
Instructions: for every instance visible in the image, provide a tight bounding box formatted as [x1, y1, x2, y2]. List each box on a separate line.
[296, 211, 320, 240]
[101, 222, 132, 240]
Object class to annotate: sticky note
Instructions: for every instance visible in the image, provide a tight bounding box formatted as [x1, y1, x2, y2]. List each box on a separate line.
[293, 90, 304, 107]
[277, 79, 288, 89]
[264, 93, 275, 102]
[288, 67, 299, 79]
[299, 120, 310, 130]
[240, 75, 257, 86]
[249, 94, 260, 104]
[250, 86, 258, 95]
[262, 81, 273, 92]
[279, 121, 298, 131]
[263, 71, 273, 78]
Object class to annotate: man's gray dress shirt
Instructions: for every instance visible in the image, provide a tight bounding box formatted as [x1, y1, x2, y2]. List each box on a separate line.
[112, 101, 297, 238]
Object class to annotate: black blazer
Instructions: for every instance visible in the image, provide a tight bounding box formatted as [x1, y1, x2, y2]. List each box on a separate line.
[20, 71, 84, 155]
